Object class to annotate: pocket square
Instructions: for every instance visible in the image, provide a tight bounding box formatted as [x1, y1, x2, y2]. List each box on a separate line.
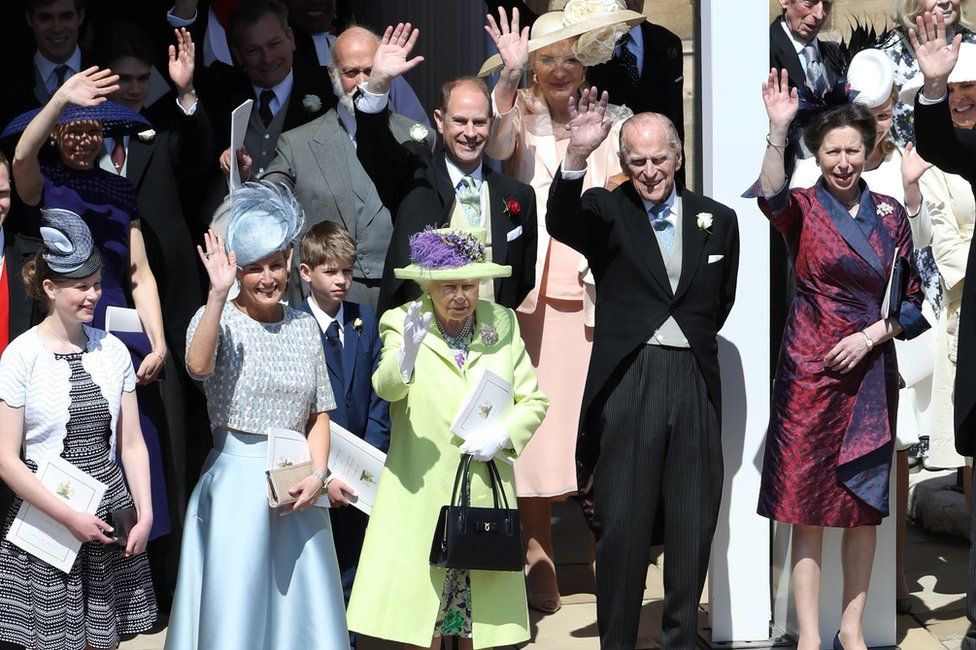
[506, 226, 523, 242]
[707, 254, 724, 264]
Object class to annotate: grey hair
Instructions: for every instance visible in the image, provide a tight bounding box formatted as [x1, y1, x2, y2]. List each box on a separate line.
[212, 181, 305, 265]
[618, 112, 683, 163]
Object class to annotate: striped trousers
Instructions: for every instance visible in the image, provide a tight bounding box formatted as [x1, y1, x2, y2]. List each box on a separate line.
[591, 344, 723, 649]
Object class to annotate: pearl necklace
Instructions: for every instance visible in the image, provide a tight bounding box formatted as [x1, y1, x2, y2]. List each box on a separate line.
[435, 315, 475, 369]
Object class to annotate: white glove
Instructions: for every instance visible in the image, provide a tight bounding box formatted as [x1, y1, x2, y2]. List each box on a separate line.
[397, 301, 432, 382]
[459, 425, 511, 462]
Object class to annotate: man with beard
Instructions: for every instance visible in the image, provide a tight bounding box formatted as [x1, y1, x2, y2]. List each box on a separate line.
[288, 0, 429, 125]
[255, 24, 434, 308]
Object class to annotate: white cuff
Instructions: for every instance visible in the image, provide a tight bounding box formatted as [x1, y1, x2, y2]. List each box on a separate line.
[177, 97, 198, 115]
[918, 90, 948, 105]
[167, 7, 196, 27]
[355, 84, 390, 114]
[559, 162, 588, 180]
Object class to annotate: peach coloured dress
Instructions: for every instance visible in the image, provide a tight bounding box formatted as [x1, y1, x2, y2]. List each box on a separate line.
[487, 88, 630, 497]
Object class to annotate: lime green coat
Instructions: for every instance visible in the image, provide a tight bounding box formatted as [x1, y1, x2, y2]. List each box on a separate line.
[347, 297, 548, 649]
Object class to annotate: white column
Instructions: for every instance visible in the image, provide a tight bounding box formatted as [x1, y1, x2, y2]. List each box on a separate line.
[699, 0, 773, 643]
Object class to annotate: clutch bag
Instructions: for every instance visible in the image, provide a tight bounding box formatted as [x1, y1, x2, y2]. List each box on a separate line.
[107, 505, 138, 549]
[265, 461, 313, 508]
[429, 455, 523, 572]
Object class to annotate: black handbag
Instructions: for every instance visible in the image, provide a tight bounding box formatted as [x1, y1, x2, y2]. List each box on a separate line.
[429, 454, 523, 572]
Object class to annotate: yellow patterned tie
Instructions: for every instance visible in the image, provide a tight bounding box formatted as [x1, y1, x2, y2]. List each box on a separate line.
[457, 176, 482, 227]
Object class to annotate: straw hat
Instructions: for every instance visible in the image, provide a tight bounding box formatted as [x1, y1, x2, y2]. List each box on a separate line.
[899, 42, 976, 105]
[478, 0, 645, 77]
[394, 227, 511, 282]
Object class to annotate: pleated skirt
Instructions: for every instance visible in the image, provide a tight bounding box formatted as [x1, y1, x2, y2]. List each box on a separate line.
[165, 429, 349, 650]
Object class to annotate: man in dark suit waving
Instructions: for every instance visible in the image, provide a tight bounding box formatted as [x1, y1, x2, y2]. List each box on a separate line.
[352, 23, 538, 314]
[548, 89, 738, 649]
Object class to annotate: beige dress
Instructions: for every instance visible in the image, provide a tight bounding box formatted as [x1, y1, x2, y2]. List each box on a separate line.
[486, 87, 630, 497]
[921, 167, 974, 468]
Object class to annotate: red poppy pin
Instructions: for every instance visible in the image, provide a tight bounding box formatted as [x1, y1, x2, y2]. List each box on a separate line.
[503, 197, 521, 222]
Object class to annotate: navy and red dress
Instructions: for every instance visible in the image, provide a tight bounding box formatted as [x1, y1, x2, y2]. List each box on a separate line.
[757, 180, 928, 527]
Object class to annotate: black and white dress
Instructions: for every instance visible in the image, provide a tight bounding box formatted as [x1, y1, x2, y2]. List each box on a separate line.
[0, 326, 157, 649]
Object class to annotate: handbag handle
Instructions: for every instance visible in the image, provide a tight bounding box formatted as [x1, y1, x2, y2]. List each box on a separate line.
[449, 455, 509, 510]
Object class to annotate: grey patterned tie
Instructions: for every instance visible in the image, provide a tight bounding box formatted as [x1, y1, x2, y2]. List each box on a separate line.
[649, 203, 674, 254]
[802, 44, 827, 93]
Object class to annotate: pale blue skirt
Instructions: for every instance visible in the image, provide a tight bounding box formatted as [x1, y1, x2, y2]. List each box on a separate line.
[165, 429, 349, 650]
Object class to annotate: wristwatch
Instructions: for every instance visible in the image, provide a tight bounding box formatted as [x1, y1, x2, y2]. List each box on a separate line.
[311, 469, 329, 489]
[861, 331, 874, 352]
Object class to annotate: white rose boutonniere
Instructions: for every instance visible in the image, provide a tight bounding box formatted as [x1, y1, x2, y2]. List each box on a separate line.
[137, 129, 156, 143]
[353, 317, 363, 331]
[876, 201, 894, 217]
[302, 94, 323, 114]
[696, 212, 714, 233]
[409, 123, 429, 143]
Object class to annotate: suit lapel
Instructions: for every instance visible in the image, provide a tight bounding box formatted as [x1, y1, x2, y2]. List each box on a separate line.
[433, 152, 459, 219]
[771, 17, 807, 89]
[673, 190, 708, 302]
[485, 168, 509, 265]
[311, 111, 355, 229]
[815, 182, 886, 279]
[620, 183, 672, 296]
[125, 138, 154, 191]
[341, 303, 360, 398]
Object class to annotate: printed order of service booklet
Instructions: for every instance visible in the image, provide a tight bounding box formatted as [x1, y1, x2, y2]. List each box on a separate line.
[6, 456, 107, 573]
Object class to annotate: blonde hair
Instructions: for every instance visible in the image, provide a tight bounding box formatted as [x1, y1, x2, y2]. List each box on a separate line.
[300, 221, 357, 269]
[895, 0, 973, 31]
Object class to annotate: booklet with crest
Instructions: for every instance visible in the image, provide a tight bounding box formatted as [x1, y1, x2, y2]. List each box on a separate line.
[450, 369, 514, 459]
[327, 422, 386, 516]
[267, 425, 386, 514]
[6, 456, 107, 574]
[266, 427, 329, 509]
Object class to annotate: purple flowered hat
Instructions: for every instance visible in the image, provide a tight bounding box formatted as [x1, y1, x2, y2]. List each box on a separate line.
[394, 227, 511, 281]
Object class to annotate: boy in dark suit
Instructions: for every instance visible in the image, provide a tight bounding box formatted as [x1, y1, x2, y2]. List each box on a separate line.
[296, 221, 390, 643]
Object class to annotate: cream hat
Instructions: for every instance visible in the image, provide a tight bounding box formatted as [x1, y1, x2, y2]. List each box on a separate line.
[847, 49, 895, 108]
[478, 0, 645, 77]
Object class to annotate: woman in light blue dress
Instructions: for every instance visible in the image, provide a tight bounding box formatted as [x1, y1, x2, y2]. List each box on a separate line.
[165, 183, 349, 649]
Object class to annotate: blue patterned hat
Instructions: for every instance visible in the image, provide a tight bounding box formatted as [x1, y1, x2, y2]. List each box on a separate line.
[1, 101, 151, 139]
[218, 182, 305, 266]
[39, 208, 102, 278]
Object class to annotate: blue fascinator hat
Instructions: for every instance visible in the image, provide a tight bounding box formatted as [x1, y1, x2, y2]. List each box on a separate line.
[217, 182, 305, 266]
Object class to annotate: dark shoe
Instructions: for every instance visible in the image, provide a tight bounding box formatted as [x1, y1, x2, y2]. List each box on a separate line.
[833, 631, 845, 650]
[527, 592, 561, 614]
[897, 596, 912, 614]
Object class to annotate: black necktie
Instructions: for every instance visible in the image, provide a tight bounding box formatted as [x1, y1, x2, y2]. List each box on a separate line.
[258, 89, 275, 127]
[54, 64, 70, 89]
[616, 35, 640, 86]
[325, 319, 343, 379]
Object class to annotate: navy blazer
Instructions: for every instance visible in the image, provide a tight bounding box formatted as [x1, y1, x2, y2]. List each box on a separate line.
[298, 299, 391, 453]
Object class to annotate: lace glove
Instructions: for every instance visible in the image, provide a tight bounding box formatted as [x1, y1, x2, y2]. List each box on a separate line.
[459, 425, 511, 462]
[397, 300, 432, 382]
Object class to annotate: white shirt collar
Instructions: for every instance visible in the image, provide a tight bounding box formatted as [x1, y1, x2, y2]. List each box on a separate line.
[252, 69, 295, 115]
[307, 297, 344, 343]
[445, 157, 484, 189]
[780, 18, 820, 55]
[35, 46, 81, 86]
[311, 32, 336, 67]
[642, 184, 678, 223]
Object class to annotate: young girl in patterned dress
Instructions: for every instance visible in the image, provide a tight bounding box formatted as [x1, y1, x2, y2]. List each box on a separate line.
[0, 208, 157, 649]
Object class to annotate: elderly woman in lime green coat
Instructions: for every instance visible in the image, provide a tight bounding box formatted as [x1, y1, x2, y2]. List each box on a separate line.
[347, 228, 548, 650]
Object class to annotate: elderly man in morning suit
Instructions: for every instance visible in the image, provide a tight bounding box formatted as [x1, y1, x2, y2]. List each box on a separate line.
[548, 91, 739, 649]
[257, 25, 435, 308]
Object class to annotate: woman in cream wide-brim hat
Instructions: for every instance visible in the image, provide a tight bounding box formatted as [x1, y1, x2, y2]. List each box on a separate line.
[481, 0, 643, 615]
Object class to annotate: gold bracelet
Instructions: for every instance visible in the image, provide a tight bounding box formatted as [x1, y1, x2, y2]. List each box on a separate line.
[765, 134, 787, 149]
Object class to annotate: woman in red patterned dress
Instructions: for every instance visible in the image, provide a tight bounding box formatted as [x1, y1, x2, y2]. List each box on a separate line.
[754, 69, 929, 650]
